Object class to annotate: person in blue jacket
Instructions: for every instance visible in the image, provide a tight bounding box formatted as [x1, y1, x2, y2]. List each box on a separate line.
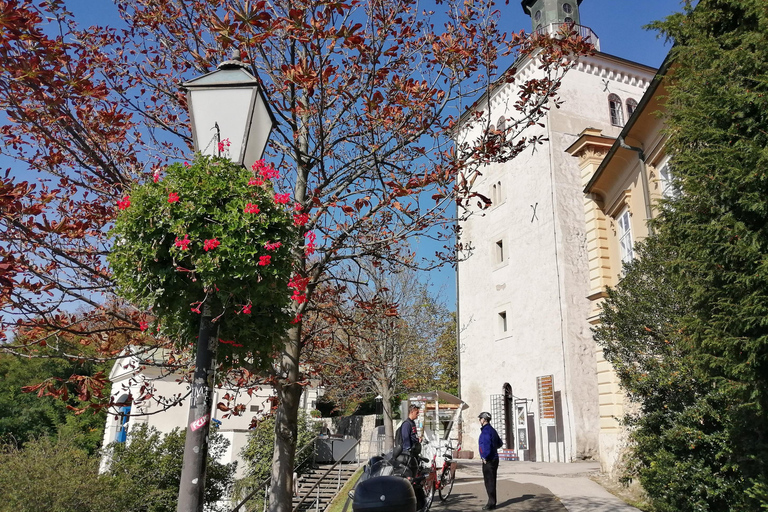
[478, 411, 503, 510]
[398, 404, 422, 476]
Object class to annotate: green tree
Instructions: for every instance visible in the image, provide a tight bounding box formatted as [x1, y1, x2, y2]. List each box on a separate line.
[104, 424, 236, 512]
[0, 353, 107, 453]
[596, 1, 768, 509]
[434, 312, 459, 397]
[0, 435, 121, 512]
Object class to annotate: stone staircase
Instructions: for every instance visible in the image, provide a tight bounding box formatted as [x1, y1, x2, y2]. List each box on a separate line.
[292, 463, 359, 511]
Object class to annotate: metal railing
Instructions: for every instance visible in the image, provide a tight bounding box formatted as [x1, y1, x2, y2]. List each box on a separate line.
[291, 439, 361, 512]
[534, 22, 600, 51]
[232, 436, 320, 512]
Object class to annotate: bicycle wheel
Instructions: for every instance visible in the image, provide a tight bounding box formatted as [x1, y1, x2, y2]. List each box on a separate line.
[420, 474, 435, 512]
[438, 467, 454, 501]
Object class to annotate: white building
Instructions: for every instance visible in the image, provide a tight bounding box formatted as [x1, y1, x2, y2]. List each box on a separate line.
[100, 346, 322, 477]
[456, 0, 656, 463]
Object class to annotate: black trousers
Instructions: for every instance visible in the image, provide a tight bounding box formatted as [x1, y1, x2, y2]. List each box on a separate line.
[482, 457, 499, 507]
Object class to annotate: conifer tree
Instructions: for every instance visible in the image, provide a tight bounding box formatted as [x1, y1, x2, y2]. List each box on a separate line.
[597, 1, 768, 509]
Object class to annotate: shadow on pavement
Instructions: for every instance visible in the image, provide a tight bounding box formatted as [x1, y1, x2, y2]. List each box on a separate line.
[432, 478, 567, 511]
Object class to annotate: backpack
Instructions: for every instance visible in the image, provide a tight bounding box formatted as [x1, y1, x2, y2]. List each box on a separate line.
[392, 421, 405, 459]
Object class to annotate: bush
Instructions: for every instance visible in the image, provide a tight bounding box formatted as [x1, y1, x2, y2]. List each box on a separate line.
[104, 423, 236, 512]
[0, 435, 121, 512]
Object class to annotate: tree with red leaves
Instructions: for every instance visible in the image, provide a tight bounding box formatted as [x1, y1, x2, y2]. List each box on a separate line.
[0, 0, 591, 509]
[310, 267, 449, 453]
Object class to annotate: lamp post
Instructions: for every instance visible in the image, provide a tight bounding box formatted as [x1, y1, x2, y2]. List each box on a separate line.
[176, 50, 275, 512]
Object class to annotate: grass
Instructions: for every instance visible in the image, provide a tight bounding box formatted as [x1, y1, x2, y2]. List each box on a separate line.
[325, 467, 364, 512]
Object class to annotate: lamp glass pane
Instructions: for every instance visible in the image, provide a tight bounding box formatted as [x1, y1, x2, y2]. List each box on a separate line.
[189, 88, 255, 164]
[243, 91, 274, 170]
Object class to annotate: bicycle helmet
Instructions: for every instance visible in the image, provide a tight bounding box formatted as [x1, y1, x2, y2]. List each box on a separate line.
[478, 411, 492, 421]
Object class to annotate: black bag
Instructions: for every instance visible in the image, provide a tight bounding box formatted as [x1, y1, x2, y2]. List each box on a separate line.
[393, 422, 405, 459]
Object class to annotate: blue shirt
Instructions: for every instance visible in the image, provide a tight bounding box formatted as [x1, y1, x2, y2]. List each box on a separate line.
[478, 423, 502, 461]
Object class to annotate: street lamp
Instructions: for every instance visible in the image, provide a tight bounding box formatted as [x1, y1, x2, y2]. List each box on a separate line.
[182, 49, 276, 169]
[177, 50, 275, 512]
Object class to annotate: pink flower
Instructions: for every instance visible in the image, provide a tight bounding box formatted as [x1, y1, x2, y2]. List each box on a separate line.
[293, 213, 309, 226]
[153, 170, 161, 182]
[183, 161, 190, 168]
[258, 255, 271, 266]
[218, 138, 231, 152]
[174, 235, 191, 250]
[291, 314, 303, 324]
[264, 241, 282, 251]
[291, 290, 307, 304]
[294, 203, 303, 211]
[203, 238, 221, 252]
[259, 166, 280, 180]
[251, 159, 279, 180]
[168, 192, 180, 203]
[248, 177, 264, 186]
[244, 203, 260, 214]
[117, 196, 131, 210]
[288, 275, 309, 291]
[139, 321, 149, 331]
[274, 193, 290, 204]
[191, 306, 201, 314]
[304, 230, 316, 256]
[242, 304, 252, 314]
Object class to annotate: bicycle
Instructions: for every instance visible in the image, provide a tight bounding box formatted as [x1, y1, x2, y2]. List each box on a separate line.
[436, 443, 456, 501]
[418, 441, 456, 507]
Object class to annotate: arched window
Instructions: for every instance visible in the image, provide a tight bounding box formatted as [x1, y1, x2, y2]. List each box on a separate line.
[626, 98, 638, 118]
[496, 115, 506, 134]
[608, 94, 624, 126]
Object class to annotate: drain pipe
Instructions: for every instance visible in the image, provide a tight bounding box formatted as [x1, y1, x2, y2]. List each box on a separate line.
[618, 137, 654, 236]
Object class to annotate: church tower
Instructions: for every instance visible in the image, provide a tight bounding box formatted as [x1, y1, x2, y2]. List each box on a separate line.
[456, 1, 655, 469]
[521, 0, 584, 32]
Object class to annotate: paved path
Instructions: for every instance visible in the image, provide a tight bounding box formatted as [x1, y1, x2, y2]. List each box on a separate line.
[430, 460, 641, 512]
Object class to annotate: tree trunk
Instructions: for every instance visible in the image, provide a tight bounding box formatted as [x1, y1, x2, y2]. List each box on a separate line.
[381, 386, 395, 452]
[268, 326, 302, 512]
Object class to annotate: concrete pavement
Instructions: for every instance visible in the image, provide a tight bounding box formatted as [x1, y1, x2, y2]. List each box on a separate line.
[430, 460, 641, 512]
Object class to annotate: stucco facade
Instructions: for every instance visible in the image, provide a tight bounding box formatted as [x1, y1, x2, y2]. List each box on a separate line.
[567, 61, 672, 475]
[456, 2, 656, 464]
[100, 347, 322, 478]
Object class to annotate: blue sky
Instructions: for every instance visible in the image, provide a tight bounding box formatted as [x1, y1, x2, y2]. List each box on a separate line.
[61, 0, 682, 310]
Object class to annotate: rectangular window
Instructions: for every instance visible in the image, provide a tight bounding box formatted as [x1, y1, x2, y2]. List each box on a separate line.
[495, 240, 504, 263]
[498, 311, 508, 333]
[658, 159, 677, 199]
[618, 209, 634, 265]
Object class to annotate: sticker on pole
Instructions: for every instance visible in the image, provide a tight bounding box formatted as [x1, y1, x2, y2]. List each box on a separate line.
[191, 414, 210, 431]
